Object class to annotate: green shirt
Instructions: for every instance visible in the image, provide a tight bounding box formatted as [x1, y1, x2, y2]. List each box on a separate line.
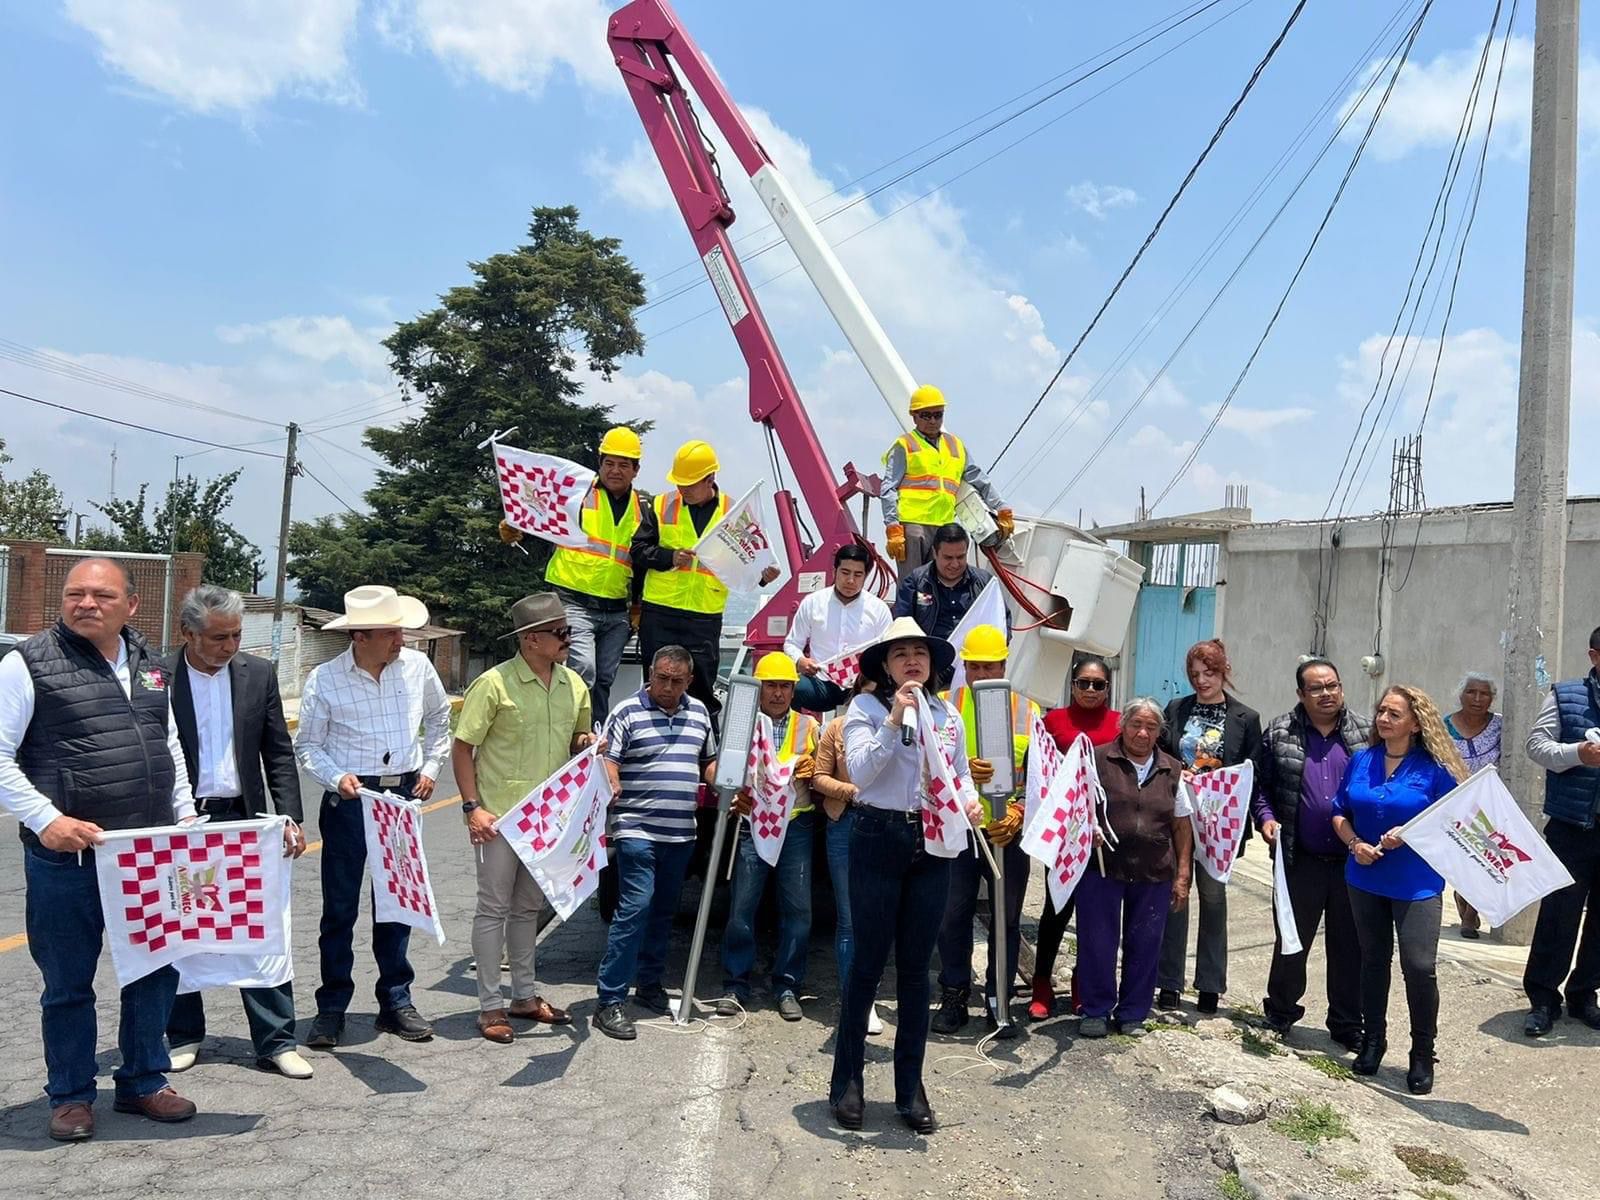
[455, 655, 593, 817]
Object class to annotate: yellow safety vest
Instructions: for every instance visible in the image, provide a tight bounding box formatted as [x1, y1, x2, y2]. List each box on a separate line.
[944, 685, 1038, 822]
[886, 431, 966, 526]
[641, 490, 731, 616]
[544, 486, 641, 601]
[774, 712, 819, 816]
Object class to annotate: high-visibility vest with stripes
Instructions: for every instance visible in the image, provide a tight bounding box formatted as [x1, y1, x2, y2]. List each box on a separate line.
[544, 486, 642, 601]
[944, 685, 1038, 822]
[641, 490, 731, 615]
[774, 711, 819, 816]
[885, 431, 966, 526]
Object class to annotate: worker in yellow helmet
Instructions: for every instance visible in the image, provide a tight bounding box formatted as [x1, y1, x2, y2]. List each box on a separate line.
[632, 440, 779, 718]
[881, 385, 1013, 572]
[540, 425, 646, 718]
[715, 652, 819, 1021]
[931, 623, 1038, 1041]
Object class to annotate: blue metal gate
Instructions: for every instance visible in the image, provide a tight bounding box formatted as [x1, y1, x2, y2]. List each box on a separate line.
[1130, 543, 1217, 705]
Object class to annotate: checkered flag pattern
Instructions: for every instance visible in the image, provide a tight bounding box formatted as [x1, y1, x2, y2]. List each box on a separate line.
[526, 753, 613, 921]
[1188, 761, 1254, 884]
[818, 648, 864, 690]
[360, 790, 447, 945]
[917, 695, 971, 859]
[742, 715, 798, 867]
[1025, 707, 1063, 826]
[499, 750, 600, 863]
[93, 819, 290, 988]
[1022, 732, 1101, 910]
[493, 442, 594, 549]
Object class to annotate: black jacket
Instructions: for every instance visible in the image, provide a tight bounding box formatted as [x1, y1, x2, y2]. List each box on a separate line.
[1252, 705, 1371, 867]
[891, 561, 998, 642]
[1161, 692, 1263, 850]
[166, 649, 303, 823]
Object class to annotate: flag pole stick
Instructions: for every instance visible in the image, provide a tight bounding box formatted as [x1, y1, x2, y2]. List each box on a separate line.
[966, 818, 1011, 1031]
[678, 789, 734, 1025]
[725, 816, 741, 882]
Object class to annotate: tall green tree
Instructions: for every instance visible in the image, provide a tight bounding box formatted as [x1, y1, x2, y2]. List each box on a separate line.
[288, 206, 648, 649]
[85, 469, 263, 592]
[0, 436, 69, 541]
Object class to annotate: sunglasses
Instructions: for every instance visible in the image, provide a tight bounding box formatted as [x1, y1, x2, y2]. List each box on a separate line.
[1073, 678, 1109, 692]
[534, 626, 574, 642]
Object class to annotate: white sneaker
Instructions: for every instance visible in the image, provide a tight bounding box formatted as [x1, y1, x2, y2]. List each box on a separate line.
[867, 1005, 884, 1036]
[262, 1048, 315, 1080]
[168, 1042, 201, 1072]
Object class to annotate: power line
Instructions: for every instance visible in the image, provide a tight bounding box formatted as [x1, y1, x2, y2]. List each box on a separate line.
[306, 430, 386, 474]
[2, 386, 287, 459]
[296, 461, 362, 516]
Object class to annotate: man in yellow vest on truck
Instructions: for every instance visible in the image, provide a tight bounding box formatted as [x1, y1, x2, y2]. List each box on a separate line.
[545, 426, 646, 719]
[881, 385, 1013, 573]
[631, 440, 778, 719]
[931, 624, 1037, 1040]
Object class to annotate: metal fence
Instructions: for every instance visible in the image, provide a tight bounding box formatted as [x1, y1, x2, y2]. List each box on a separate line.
[1144, 541, 1219, 588]
[42, 549, 176, 650]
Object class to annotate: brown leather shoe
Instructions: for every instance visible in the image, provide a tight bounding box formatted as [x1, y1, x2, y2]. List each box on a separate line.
[111, 1087, 197, 1123]
[48, 1103, 94, 1142]
[510, 996, 572, 1025]
[477, 1009, 515, 1043]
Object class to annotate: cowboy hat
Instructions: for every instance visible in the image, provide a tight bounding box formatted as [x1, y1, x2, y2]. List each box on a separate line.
[504, 592, 566, 638]
[859, 616, 955, 679]
[323, 585, 429, 631]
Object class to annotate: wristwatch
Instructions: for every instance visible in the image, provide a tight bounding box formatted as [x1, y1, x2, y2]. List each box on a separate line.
[461, 799, 482, 814]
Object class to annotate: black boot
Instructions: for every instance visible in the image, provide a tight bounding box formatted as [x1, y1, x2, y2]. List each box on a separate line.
[832, 1080, 864, 1131]
[930, 986, 970, 1035]
[1352, 1030, 1387, 1076]
[1406, 1042, 1435, 1095]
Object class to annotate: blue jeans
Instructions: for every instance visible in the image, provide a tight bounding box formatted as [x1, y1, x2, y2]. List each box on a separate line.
[168, 983, 298, 1058]
[825, 808, 855, 987]
[721, 810, 814, 997]
[562, 599, 632, 720]
[596, 837, 695, 1005]
[793, 675, 846, 713]
[936, 836, 1028, 1007]
[24, 842, 179, 1107]
[315, 792, 415, 1016]
[829, 807, 951, 1109]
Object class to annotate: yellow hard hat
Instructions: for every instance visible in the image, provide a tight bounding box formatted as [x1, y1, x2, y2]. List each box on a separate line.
[598, 426, 643, 460]
[960, 623, 1008, 662]
[753, 651, 799, 683]
[909, 384, 946, 413]
[666, 440, 719, 486]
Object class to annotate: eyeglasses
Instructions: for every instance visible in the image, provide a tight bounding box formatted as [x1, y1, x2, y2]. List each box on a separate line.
[535, 627, 574, 642]
[1302, 682, 1343, 697]
[1073, 678, 1109, 692]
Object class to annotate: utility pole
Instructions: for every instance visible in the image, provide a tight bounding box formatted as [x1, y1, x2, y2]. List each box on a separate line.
[1497, 0, 1580, 946]
[270, 423, 300, 666]
[161, 455, 179, 651]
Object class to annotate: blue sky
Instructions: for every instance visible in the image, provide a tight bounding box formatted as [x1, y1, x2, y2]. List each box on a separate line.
[1, 0, 1596, 569]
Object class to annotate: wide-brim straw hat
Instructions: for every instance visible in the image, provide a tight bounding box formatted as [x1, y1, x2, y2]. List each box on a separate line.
[323, 585, 429, 631]
[858, 616, 955, 679]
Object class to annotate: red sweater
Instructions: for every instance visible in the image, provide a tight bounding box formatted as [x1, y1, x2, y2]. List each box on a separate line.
[1043, 704, 1120, 750]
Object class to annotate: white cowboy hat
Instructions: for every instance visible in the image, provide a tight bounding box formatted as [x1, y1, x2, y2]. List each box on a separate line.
[323, 585, 429, 631]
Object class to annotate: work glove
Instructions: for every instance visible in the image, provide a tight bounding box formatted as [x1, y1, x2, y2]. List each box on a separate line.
[886, 524, 907, 561]
[791, 755, 816, 781]
[968, 756, 995, 787]
[985, 801, 1025, 847]
[498, 519, 525, 545]
[995, 508, 1015, 540]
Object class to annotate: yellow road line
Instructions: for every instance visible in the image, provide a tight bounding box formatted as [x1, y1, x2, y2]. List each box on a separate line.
[0, 793, 462, 954]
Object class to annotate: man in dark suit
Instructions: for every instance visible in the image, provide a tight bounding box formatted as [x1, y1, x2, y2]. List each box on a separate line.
[164, 585, 312, 1079]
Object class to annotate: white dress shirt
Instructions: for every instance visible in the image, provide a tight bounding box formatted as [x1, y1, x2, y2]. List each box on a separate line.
[295, 645, 452, 790]
[783, 587, 893, 664]
[185, 658, 241, 799]
[0, 635, 197, 835]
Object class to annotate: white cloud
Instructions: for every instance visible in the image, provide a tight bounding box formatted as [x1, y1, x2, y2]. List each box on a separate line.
[1339, 35, 1600, 161]
[1066, 181, 1139, 220]
[1199, 403, 1316, 439]
[217, 315, 392, 379]
[378, 0, 619, 95]
[64, 0, 362, 114]
[585, 141, 675, 212]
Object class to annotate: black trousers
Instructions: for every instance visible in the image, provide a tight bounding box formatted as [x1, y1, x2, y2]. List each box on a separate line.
[1263, 851, 1362, 1038]
[639, 603, 722, 721]
[1523, 817, 1600, 1012]
[1033, 893, 1076, 984]
[1348, 887, 1440, 1047]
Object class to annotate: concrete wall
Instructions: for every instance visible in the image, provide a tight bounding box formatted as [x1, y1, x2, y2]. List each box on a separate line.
[1218, 500, 1600, 724]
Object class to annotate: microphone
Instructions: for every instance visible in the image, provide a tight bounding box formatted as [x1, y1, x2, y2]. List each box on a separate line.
[901, 694, 919, 746]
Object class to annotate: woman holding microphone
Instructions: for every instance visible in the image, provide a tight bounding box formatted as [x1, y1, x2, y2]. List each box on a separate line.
[829, 617, 983, 1135]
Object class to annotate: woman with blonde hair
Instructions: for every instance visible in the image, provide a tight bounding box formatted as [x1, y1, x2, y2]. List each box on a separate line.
[1331, 684, 1467, 1095]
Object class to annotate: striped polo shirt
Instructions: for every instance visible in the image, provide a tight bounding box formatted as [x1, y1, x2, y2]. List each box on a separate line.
[604, 687, 718, 843]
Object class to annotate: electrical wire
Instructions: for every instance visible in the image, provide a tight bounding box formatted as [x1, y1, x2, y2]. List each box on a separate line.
[988, 0, 1310, 472]
[296, 462, 362, 515]
[306, 430, 387, 474]
[2, 385, 286, 458]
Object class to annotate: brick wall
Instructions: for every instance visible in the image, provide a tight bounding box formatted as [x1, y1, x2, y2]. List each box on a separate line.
[2, 542, 205, 652]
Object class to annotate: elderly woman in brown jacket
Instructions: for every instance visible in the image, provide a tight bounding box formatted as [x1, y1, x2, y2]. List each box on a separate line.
[1074, 697, 1194, 1037]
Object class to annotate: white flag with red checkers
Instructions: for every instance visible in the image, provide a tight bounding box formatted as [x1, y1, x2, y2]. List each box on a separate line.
[918, 692, 974, 859]
[492, 441, 594, 549]
[1024, 707, 1063, 827]
[497, 746, 607, 865]
[1187, 762, 1254, 884]
[526, 754, 613, 921]
[744, 714, 800, 867]
[693, 482, 780, 593]
[360, 789, 446, 945]
[1021, 732, 1101, 911]
[818, 647, 866, 691]
[94, 818, 291, 988]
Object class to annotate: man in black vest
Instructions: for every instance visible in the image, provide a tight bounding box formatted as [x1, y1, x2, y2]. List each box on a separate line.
[1523, 626, 1600, 1037]
[163, 584, 311, 1079]
[0, 558, 200, 1140]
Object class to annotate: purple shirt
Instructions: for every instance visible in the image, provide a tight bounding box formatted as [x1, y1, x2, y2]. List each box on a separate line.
[1296, 726, 1350, 856]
